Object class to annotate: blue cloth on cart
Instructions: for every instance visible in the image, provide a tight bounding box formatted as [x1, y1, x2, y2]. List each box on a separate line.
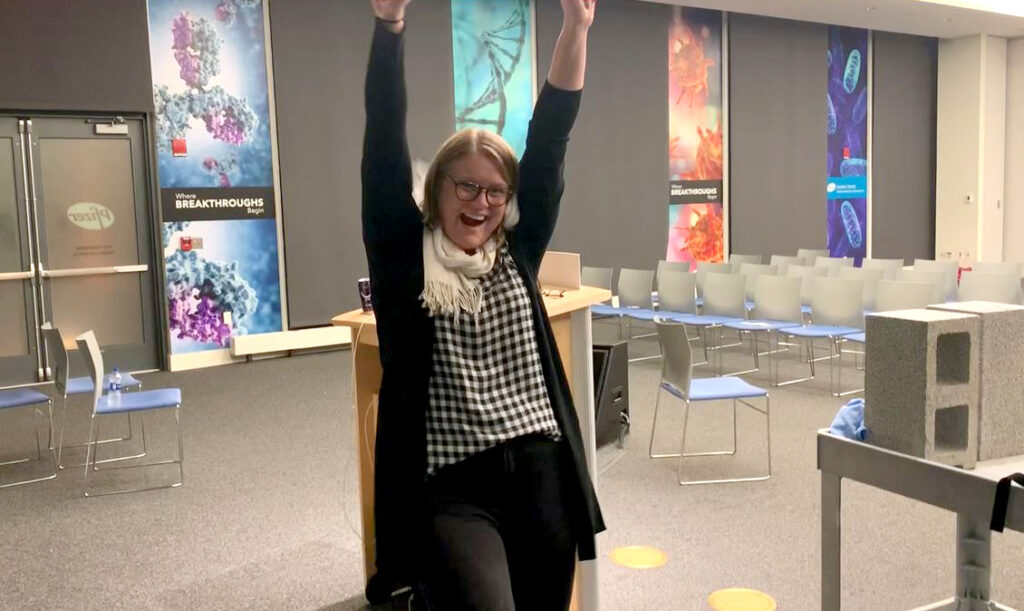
[829, 398, 868, 441]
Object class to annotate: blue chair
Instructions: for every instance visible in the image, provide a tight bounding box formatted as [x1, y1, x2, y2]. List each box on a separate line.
[41, 324, 145, 470]
[648, 319, 771, 485]
[0, 386, 56, 489]
[777, 277, 864, 396]
[786, 264, 829, 320]
[590, 268, 656, 339]
[679, 272, 747, 368]
[722, 275, 803, 378]
[76, 331, 184, 497]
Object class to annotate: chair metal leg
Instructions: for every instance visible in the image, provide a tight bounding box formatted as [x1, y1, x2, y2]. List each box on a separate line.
[0, 400, 57, 488]
[58, 392, 147, 470]
[773, 335, 817, 387]
[85, 405, 184, 498]
[720, 329, 760, 378]
[831, 338, 863, 397]
[678, 396, 772, 486]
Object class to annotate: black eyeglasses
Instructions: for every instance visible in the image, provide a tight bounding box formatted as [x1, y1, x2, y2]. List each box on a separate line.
[445, 174, 513, 207]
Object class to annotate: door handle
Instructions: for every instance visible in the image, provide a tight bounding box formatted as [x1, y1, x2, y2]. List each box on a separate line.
[0, 271, 34, 281]
[40, 264, 149, 278]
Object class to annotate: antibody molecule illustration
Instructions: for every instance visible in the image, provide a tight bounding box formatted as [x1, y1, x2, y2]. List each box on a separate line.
[164, 249, 259, 344]
[154, 9, 259, 163]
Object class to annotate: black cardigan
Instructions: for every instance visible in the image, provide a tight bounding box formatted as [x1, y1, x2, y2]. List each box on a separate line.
[361, 22, 605, 589]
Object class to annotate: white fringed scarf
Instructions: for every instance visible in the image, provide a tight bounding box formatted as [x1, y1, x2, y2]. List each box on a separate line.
[413, 158, 520, 318]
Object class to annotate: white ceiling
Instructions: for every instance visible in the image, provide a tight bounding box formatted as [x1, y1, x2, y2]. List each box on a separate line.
[638, 0, 1024, 38]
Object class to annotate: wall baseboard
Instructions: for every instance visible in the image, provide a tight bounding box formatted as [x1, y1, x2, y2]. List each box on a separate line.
[231, 326, 352, 358]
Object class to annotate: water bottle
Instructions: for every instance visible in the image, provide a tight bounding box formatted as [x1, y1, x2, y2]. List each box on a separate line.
[108, 367, 122, 407]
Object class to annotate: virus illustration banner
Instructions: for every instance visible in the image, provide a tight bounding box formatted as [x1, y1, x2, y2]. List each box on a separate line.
[826, 26, 869, 260]
[451, 0, 535, 158]
[148, 0, 284, 358]
[666, 7, 724, 265]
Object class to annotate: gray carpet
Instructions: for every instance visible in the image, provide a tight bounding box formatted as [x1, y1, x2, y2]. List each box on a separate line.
[1, 329, 1022, 610]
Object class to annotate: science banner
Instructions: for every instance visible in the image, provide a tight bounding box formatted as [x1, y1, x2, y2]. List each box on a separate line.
[666, 7, 725, 265]
[451, 0, 535, 158]
[826, 26, 869, 260]
[148, 0, 284, 360]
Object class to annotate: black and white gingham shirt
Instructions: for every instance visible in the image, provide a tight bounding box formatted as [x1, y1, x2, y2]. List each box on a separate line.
[426, 246, 562, 477]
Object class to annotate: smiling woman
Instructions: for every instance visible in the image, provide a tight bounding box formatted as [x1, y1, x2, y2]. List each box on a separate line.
[359, 0, 602, 609]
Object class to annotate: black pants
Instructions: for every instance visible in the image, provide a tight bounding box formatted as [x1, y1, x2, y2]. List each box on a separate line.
[420, 434, 576, 611]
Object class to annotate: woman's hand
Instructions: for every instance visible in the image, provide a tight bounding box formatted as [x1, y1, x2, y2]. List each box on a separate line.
[560, 0, 596, 31]
[371, 0, 411, 22]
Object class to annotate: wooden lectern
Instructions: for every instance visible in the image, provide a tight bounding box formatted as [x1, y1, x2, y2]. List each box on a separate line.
[332, 285, 610, 611]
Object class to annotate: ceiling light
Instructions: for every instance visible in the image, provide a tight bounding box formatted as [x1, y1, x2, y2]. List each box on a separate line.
[916, 0, 1024, 18]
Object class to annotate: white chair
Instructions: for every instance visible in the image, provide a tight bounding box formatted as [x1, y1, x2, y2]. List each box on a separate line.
[648, 318, 771, 486]
[656, 260, 691, 286]
[814, 256, 855, 277]
[836, 267, 885, 311]
[729, 254, 762, 273]
[41, 323, 145, 470]
[842, 280, 938, 379]
[769, 255, 804, 276]
[971, 261, 1023, 276]
[913, 259, 959, 301]
[655, 271, 698, 317]
[0, 386, 55, 489]
[581, 265, 613, 290]
[778, 277, 864, 395]
[722, 275, 803, 377]
[681, 273, 747, 366]
[861, 258, 904, 281]
[591, 268, 655, 340]
[958, 271, 1021, 304]
[873, 280, 936, 313]
[695, 262, 734, 301]
[896, 269, 946, 304]
[797, 248, 829, 265]
[77, 331, 184, 497]
[786, 265, 829, 318]
[738, 263, 778, 302]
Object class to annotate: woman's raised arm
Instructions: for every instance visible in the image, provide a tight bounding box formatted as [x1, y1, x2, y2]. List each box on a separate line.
[362, 0, 421, 254]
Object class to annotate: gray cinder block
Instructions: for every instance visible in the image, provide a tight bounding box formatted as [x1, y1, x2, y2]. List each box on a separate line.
[864, 309, 979, 469]
[929, 301, 1024, 461]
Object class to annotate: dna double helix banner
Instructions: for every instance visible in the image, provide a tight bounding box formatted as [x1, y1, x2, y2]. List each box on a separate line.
[665, 7, 725, 266]
[147, 0, 285, 363]
[826, 26, 870, 260]
[451, 0, 536, 159]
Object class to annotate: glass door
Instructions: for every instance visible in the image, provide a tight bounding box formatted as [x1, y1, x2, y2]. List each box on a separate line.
[15, 116, 161, 382]
[0, 118, 43, 385]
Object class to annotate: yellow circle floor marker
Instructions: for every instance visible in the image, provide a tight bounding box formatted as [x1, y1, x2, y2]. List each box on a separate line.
[609, 545, 668, 569]
[707, 588, 777, 611]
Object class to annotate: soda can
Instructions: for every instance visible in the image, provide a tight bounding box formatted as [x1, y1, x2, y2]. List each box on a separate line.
[358, 277, 373, 313]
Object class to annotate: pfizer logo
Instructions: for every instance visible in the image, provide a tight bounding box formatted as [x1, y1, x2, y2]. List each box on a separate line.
[826, 183, 837, 193]
[67, 203, 115, 230]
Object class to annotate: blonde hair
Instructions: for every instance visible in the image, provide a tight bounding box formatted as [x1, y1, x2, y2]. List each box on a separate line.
[421, 128, 519, 234]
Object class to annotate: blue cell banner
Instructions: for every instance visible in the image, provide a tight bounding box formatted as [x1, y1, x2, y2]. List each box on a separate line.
[451, 0, 535, 158]
[148, 0, 284, 357]
[826, 26, 869, 260]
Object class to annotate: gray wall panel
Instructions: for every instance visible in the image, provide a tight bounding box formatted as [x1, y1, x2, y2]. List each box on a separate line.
[536, 0, 671, 272]
[270, 1, 454, 327]
[872, 31, 937, 263]
[0, 0, 153, 112]
[729, 14, 828, 260]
